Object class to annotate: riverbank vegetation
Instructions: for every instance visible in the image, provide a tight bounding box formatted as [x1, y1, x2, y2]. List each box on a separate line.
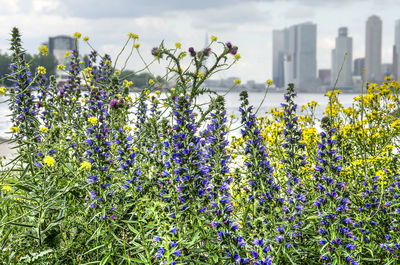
[0, 27, 400, 264]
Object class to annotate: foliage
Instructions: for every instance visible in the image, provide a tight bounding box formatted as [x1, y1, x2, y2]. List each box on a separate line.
[1, 27, 400, 265]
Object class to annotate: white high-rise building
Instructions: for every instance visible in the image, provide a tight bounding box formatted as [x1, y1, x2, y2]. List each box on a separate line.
[394, 19, 400, 80]
[272, 29, 289, 88]
[331, 27, 353, 90]
[365, 15, 382, 83]
[284, 22, 317, 91]
[273, 22, 317, 91]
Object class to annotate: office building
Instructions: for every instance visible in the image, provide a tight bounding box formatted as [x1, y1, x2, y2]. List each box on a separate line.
[49, 36, 75, 64]
[331, 27, 353, 89]
[353, 58, 365, 77]
[284, 22, 317, 91]
[394, 19, 400, 80]
[272, 29, 289, 88]
[365, 15, 382, 83]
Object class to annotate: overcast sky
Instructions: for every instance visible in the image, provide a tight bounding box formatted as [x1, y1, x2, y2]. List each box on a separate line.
[0, 0, 399, 82]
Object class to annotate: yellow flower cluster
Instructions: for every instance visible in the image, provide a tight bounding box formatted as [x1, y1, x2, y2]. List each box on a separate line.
[301, 101, 318, 111]
[37, 66, 46, 75]
[123, 125, 132, 132]
[43, 156, 55, 167]
[2, 185, 11, 192]
[323, 104, 340, 117]
[73, 32, 81, 39]
[299, 127, 318, 146]
[123, 80, 133, 87]
[40, 126, 49, 133]
[88, 117, 98, 126]
[128, 33, 139, 39]
[80, 161, 92, 170]
[0, 86, 6, 96]
[38, 44, 48, 56]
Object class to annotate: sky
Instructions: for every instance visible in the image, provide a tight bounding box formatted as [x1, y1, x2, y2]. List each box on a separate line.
[0, 0, 399, 82]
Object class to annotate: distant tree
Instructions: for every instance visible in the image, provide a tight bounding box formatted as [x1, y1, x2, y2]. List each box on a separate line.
[28, 53, 58, 77]
[120, 70, 165, 89]
[0, 53, 12, 86]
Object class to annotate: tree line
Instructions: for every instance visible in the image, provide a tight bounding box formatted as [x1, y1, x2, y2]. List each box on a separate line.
[0, 52, 162, 89]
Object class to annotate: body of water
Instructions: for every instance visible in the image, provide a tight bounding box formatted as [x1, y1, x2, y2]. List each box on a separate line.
[0, 91, 359, 139]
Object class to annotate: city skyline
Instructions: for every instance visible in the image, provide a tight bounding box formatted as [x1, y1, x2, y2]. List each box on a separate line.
[0, 0, 399, 83]
[273, 15, 400, 91]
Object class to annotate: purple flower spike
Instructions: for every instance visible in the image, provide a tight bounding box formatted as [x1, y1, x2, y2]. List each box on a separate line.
[188, 47, 196, 56]
[109, 99, 118, 109]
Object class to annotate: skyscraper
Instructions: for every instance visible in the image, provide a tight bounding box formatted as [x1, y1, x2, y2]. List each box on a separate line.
[353, 58, 365, 77]
[49, 35, 75, 83]
[272, 29, 289, 88]
[283, 22, 317, 91]
[394, 19, 400, 80]
[331, 27, 353, 90]
[365, 15, 382, 83]
[49, 35, 75, 64]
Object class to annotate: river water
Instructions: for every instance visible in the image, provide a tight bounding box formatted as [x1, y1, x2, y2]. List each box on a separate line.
[0, 91, 358, 139]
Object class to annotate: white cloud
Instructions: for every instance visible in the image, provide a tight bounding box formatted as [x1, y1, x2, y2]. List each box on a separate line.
[32, 0, 60, 13]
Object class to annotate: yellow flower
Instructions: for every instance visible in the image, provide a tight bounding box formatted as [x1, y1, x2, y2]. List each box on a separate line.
[64, 51, 71, 58]
[123, 80, 133, 87]
[230, 114, 236, 119]
[128, 33, 139, 39]
[57, 64, 65, 70]
[83, 36, 89, 42]
[234, 53, 241, 60]
[81, 98, 88, 103]
[10, 126, 18, 133]
[114, 70, 121, 76]
[43, 156, 55, 167]
[40, 126, 49, 133]
[134, 43, 140, 48]
[171, 87, 176, 92]
[104, 60, 111, 65]
[175, 42, 182, 49]
[234, 79, 241, 85]
[88, 116, 98, 125]
[2, 185, 11, 192]
[38, 44, 48, 56]
[210, 35, 218, 42]
[266, 79, 273, 86]
[80, 161, 92, 170]
[179, 52, 187, 59]
[125, 95, 132, 102]
[0, 86, 6, 96]
[148, 79, 155, 85]
[73, 32, 81, 39]
[37, 66, 46, 75]
[197, 72, 204, 78]
[155, 90, 161, 96]
[386, 144, 394, 151]
[123, 125, 132, 132]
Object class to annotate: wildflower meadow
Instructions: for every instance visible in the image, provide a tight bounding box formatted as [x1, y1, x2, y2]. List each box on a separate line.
[0, 27, 400, 264]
